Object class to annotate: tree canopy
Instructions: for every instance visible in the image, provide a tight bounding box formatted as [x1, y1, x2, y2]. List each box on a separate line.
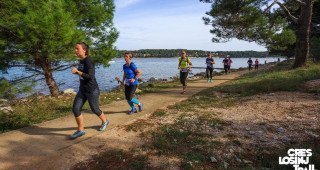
[201, 0, 316, 68]
[0, 0, 118, 96]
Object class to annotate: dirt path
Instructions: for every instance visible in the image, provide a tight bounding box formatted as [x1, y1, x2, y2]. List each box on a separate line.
[0, 70, 246, 170]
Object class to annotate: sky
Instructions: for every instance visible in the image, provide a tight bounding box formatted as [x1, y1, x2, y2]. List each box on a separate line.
[114, 0, 267, 51]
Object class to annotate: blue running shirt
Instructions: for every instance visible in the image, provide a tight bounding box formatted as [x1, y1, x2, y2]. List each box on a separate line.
[123, 62, 138, 86]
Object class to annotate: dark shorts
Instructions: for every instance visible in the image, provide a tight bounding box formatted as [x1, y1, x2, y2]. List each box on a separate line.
[72, 89, 102, 117]
[125, 84, 137, 101]
[180, 71, 188, 86]
[206, 67, 213, 78]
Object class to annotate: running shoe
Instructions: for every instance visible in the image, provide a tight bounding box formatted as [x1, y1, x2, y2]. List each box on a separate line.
[128, 109, 138, 115]
[69, 130, 85, 139]
[99, 120, 109, 131]
[138, 103, 144, 112]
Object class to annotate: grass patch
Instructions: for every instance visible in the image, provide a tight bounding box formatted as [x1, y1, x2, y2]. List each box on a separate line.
[151, 109, 167, 117]
[72, 149, 150, 170]
[214, 61, 320, 96]
[139, 81, 180, 93]
[100, 90, 124, 105]
[168, 95, 236, 112]
[124, 119, 153, 132]
[145, 113, 230, 169]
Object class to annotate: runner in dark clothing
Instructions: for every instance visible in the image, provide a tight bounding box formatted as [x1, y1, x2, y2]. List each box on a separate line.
[227, 56, 233, 73]
[222, 57, 229, 74]
[70, 42, 109, 139]
[247, 58, 253, 71]
[255, 59, 259, 70]
[205, 53, 215, 82]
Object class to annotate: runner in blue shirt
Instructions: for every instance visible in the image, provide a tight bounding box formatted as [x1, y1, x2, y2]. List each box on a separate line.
[122, 52, 143, 114]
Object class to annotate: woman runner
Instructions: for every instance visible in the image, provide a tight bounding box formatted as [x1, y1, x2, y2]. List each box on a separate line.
[122, 52, 144, 115]
[70, 42, 109, 139]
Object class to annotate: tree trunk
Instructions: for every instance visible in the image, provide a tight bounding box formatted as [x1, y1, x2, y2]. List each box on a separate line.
[35, 57, 60, 97]
[293, 0, 314, 68]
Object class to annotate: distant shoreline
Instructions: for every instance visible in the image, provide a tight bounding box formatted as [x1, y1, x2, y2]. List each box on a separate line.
[116, 49, 282, 58]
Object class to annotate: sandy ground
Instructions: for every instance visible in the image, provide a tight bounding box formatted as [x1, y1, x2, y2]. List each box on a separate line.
[0, 69, 244, 170]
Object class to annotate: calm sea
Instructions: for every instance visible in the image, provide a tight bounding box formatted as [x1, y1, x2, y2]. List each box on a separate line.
[1, 57, 285, 95]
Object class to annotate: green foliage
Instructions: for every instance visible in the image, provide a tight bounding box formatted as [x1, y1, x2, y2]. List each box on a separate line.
[202, 0, 289, 45]
[0, 79, 33, 99]
[214, 61, 320, 96]
[270, 29, 296, 51]
[0, 0, 118, 95]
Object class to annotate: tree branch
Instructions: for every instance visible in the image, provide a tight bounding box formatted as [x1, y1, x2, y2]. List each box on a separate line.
[294, 0, 306, 6]
[276, 1, 298, 24]
[10, 74, 41, 84]
[264, 1, 277, 13]
[52, 64, 73, 72]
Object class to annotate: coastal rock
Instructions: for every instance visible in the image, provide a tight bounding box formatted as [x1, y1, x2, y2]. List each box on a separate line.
[0, 99, 8, 103]
[0, 106, 13, 114]
[63, 88, 76, 95]
[210, 156, 217, 163]
[148, 77, 157, 82]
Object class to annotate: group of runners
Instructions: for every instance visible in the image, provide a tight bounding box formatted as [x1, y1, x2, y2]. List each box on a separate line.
[247, 58, 260, 71]
[69, 44, 260, 139]
[70, 42, 143, 139]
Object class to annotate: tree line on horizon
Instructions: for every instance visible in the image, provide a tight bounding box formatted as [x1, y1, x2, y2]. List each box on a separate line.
[116, 49, 271, 58]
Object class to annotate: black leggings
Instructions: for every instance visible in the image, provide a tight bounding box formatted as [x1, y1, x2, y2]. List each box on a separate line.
[125, 84, 137, 101]
[73, 89, 102, 117]
[206, 67, 213, 79]
[224, 65, 228, 74]
[180, 71, 188, 86]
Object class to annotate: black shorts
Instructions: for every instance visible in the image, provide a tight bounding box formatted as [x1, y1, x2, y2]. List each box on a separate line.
[125, 84, 137, 101]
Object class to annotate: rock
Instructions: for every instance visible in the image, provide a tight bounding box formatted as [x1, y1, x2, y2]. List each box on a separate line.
[116, 98, 120, 100]
[306, 131, 319, 138]
[235, 156, 242, 163]
[63, 88, 76, 94]
[0, 106, 13, 114]
[0, 99, 8, 103]
[243, 159, 253, 164]
[195, 96, 200, 100]
[210, 156, 217, 163]
[249, 131, 255, 135]
[148, 77, 157, 82]
[281, 136, 291, 143]
[136, 88, 142, 93]
[245, 127, 250, 131]
[277, 127, 285, 133]
[223, 161, 229, 169]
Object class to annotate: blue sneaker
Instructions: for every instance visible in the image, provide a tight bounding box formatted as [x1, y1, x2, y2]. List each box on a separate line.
[138, 103, 144, 112]
[127, 109, 137, 115]
[69, 130, 85, 139]
[99, 120, 109, 131]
